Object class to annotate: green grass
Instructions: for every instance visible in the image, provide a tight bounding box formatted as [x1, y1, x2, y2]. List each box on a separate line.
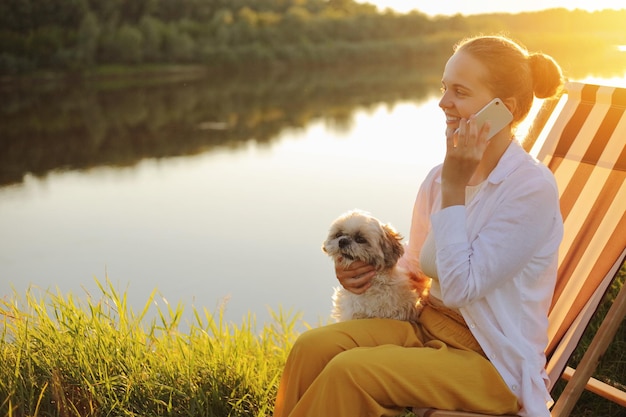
[2, 268, 624, 417]
[1, 280, 300, 416]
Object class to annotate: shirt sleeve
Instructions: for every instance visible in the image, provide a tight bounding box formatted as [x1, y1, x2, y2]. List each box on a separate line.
[431, 173, 562, 308]
[398, 165, 440, 275]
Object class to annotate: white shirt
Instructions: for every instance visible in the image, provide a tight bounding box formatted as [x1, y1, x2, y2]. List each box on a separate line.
[419, 182, 485, 305]
[399, 140, 563, 417]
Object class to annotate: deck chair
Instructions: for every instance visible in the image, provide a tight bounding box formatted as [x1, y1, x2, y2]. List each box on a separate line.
[413, 81, 626, 417]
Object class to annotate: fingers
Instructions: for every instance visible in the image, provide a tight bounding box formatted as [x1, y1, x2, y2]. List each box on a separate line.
[335, 259, 369, 276]
[340, 270, 376, 294]
[442, 116, 490, 203]
[408, 271, 431, 295]
[335, 260, 376, 295]
[450, 116, 489, 149]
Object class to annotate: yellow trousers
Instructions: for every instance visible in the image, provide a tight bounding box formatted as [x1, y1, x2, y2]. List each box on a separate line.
[273, 305, 520, 417]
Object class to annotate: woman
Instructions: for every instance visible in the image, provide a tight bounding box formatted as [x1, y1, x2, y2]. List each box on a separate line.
[273, 35, 564, 417]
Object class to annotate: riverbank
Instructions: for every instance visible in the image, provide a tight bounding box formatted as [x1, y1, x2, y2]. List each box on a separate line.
[1, 279, 297, 416]
[0, 64, 216, 92]
[1, 271, 624, 416]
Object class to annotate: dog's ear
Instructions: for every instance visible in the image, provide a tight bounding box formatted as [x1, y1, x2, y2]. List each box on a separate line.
[381, 223, 404, 268]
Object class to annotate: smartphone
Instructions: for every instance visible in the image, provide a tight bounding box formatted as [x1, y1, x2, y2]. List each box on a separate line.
[473, 98, 513, 140]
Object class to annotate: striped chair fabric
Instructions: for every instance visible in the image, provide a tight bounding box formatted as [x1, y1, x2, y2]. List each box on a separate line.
[414, 82, 626, 417]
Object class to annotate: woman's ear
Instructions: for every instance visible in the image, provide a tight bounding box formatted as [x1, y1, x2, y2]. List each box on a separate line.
[503, 97, 517, 118]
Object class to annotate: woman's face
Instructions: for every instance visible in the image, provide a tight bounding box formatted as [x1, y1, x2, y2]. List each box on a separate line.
[439, 50, 495, 138]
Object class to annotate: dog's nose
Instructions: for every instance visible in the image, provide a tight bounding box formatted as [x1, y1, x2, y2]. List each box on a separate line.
[338, 237, 350, 248]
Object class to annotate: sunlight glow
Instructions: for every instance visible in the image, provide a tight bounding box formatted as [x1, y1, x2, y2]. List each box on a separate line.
[357, 0, 625, 15]
[578, 74, 626, 88]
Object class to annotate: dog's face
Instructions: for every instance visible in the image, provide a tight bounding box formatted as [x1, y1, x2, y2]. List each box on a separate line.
[322, 210, 404, 270]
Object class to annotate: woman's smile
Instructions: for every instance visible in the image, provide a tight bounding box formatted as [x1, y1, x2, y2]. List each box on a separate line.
[445, 114, 461, 126]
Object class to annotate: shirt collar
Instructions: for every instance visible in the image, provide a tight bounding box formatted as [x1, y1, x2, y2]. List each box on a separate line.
[486, 138, 527, 184]
[433, 138, 528, 186]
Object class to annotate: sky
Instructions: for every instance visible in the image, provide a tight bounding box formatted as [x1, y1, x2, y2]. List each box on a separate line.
[355, 0, 625, 15]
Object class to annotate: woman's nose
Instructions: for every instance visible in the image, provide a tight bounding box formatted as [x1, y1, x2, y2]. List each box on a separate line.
[438, 92, 451, 110]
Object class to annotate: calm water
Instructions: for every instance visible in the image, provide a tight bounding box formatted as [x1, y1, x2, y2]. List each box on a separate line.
[1, 70, 625, 328]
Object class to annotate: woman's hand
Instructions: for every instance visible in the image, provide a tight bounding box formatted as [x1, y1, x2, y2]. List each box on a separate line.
[335, 259, 376, 294]
[408, 270, 431, 298]
[441, 116, 490, 207]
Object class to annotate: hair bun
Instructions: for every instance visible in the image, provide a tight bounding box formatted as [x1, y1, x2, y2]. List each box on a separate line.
[529, 53, 564, 99]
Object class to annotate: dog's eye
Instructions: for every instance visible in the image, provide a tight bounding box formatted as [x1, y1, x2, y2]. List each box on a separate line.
[334, 232, 343, 239]
[354, 235, 367, 244]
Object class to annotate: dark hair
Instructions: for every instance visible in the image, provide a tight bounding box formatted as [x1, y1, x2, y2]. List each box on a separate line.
[454, 35, 564, 124]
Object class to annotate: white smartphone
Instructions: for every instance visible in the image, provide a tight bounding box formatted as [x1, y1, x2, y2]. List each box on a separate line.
[473, 98, 513, 140]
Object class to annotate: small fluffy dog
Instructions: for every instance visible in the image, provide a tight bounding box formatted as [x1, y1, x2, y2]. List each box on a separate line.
[322, 210, 422, 322]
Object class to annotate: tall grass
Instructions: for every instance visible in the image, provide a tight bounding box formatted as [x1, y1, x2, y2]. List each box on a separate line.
[2, 268, 624, 417]
[0, 280, 301, 417]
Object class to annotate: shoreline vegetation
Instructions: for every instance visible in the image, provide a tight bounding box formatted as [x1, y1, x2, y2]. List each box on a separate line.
[1, 4, 625, 80]
[1, 280, 300, 417]
[1, 271, 624, 417]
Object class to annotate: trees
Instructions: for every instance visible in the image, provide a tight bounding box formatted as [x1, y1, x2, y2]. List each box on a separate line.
[77, 12, 100, 66]
[0, 1, 624, 75]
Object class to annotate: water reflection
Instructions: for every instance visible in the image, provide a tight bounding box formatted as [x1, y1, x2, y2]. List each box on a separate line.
[0, 65, 440, 187]
[0, 97, 445, 327]
[1, 62, 625, 328]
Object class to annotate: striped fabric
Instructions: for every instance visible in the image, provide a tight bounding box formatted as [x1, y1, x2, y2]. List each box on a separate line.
[531, 82, 626, 366]
[414, 82, 626, 417]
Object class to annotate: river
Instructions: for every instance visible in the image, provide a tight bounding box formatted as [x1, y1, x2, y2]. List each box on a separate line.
[1, 64, 625, 329]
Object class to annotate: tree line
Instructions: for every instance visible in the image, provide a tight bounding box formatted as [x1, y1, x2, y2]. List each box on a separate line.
[0, 0, 624, 75]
